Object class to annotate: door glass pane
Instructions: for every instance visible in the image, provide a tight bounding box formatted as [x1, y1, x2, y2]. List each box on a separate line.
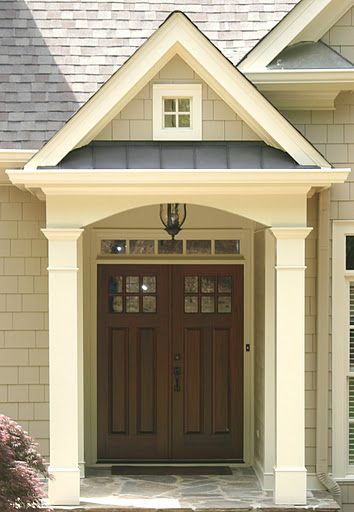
[218, 276, 232, 293]
[186, 240, 211, 255]
[101, 240, 126, 255]
[201, 296, 214, 313]
[185, 276, 198, 293]
[109, 276, 123, 294]
[142, 276, 156, 293]
[185, 296, 198, 313]
[218, 295, 231, 313]
[158, 240, 183, 254]
[126, 276, 139, 293]
[215, 240, 240, 255]
[201, 276, 215, 293]
[143, 296, 156, 313]
[130, 240, 154, 255]
[126, 296, 139, 313]
[111, 296, 123, 313]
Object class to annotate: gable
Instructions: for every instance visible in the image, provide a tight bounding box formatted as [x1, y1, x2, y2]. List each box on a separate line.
[23, 12, 330, 171]
[94, 56, 260, 143]
[321, 6, 354, 64]
[239, 0, 354, 72]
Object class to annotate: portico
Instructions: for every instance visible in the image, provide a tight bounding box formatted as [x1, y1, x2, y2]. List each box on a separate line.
[8, 159, 347, 506]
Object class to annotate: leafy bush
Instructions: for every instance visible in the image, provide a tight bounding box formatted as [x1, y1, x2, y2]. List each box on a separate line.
[0, 414, 50, 511]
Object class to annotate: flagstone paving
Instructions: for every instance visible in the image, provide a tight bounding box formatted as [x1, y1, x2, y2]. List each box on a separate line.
[50, 467, 339, 511]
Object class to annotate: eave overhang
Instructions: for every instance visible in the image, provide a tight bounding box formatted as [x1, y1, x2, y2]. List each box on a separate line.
[6, 168, 350, 200]
[245, 69, 354, 110]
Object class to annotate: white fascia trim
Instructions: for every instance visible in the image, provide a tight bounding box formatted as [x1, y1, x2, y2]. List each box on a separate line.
[239, 0, 354, 72]
[0, 149, 37, 167]
[23, 13, 330, 171]
[7, 168, 349, 190]
[246, 69, 354, 85]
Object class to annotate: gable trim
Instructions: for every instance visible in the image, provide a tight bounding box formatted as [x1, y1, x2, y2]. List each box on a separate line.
[239, 0, 354, 73]
[24, 12, 330, 171]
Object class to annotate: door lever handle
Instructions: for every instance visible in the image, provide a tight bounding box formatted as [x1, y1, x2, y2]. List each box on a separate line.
[173, 366, 182, 392]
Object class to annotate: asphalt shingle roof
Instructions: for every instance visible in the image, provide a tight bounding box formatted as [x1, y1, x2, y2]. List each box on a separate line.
[0, 0, 300, 149]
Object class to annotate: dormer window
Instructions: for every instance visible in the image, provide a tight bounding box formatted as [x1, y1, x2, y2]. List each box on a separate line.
[163, 98, 191, 128]
[153, 84, 202, 140]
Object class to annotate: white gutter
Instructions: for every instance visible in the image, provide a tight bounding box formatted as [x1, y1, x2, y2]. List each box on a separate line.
[245, 69, 354, 86]
[0, 149, 37, 168]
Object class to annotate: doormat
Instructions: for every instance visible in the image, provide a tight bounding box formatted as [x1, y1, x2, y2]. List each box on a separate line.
[111, 466, 232, 475]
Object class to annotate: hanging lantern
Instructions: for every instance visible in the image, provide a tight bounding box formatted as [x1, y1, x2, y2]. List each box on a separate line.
[159, 204, 187, 240]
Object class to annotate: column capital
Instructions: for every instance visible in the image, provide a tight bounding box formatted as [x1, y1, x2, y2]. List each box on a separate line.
[269, 227, 312, 240]
[41, 228, 83, 241]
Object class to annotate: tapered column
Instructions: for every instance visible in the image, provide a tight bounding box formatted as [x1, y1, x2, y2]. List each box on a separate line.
[42, 228, 83, 506]
[271, 227, 312, 505]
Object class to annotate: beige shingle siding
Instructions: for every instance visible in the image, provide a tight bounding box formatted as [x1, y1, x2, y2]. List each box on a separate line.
[0, 0, 299, 149]
[322, 6, 354, 64]
[0, 186, 49, 458]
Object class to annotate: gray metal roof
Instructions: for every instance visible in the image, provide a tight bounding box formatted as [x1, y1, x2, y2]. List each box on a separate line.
[0, 1, 300, 150]
[268, 41, 354, 69]
[49, 141, 318, 170]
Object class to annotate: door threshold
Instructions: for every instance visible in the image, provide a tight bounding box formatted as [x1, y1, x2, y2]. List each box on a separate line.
[93, 460, 245, 467]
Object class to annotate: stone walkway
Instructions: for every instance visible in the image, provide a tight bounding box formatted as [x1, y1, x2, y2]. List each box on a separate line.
[51, 467, 339, 511]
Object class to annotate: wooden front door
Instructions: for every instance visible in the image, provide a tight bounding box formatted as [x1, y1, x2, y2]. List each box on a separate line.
[97, 264, 243, 461]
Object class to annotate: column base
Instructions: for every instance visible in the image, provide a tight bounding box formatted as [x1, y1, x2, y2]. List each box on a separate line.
[48, 467, 80, 506]
[274, 466, 307, 505]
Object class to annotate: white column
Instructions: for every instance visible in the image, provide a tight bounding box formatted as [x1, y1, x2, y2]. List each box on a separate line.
[271, 227, 312, 505]
[42, 228, 84, 506]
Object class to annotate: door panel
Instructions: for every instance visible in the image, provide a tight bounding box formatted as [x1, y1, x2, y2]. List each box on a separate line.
[97, 264, 243, 461]
[171, 265, 243, 460]
[97, 265, 170, 460]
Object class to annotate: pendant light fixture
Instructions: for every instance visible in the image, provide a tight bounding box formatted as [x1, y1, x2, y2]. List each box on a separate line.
[159, 203, 187, 240]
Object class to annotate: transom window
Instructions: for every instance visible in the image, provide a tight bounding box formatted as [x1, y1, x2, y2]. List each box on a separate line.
[100, 238, 241, 257]
[163, 98, 191, 128]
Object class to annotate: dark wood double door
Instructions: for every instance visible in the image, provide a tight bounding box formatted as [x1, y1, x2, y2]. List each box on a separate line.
[97, 264, 243, 461]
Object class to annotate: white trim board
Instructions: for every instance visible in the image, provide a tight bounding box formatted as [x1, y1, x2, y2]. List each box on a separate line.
[22, 12, 330, 170]
[332, 220, 354, 478]
[239, 0, 354, 72]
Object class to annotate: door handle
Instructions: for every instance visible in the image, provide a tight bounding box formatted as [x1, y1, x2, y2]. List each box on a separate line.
[173, 366, 182, 392]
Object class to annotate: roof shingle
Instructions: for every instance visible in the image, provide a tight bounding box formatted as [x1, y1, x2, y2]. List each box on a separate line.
[0, 0, 300, 149]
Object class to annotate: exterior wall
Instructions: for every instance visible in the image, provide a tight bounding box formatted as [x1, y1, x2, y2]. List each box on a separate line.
[95, 55, 260, 142]
[322, 7, 354, 64]
[0, 185, 49, 458]
[282, 90, 354, 502]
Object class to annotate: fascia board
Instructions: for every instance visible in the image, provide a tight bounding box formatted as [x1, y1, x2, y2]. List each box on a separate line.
[246, 69, 354, 85]
[0, 149, 37, 168]
[239, 0, 353, 73]
[7, 168, 349, 190]
[24, 12, 330, 171]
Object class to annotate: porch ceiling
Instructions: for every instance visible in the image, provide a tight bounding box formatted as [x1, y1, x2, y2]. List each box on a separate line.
[44, 141, 315, 171]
